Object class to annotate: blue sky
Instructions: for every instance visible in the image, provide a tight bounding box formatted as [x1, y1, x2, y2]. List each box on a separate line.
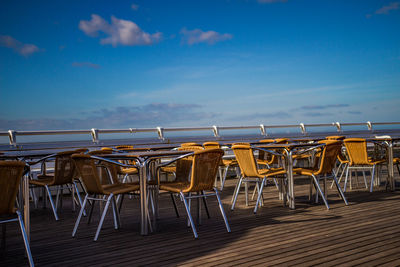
[0, 0, 399, 131]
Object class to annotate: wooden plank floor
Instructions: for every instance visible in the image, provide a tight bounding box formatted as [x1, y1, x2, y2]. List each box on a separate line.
[2, 174, 400, 266]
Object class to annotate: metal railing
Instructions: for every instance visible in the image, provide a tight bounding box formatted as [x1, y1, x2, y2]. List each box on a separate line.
[1, 121, 400, 146]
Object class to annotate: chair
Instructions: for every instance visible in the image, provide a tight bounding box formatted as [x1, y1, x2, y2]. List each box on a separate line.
[231, 144, 287, 213]
[71, 154, 140, 241]
[203, 141, 239, 190]
[343, 138, 386, 192]
[158, 149, 230, 238]
[88, 150, 138, 184]
[293, 140, 348, 209]
[29, 150, 79, 220]
[326, 136, 349, 190]
[0, 161, 34, 266]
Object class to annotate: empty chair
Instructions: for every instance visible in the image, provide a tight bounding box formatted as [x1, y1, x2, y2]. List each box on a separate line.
[0, 161, 34, 266]
[158, 149, 230, 238]
[203, 141, 238, 190]
[293, 140, 348, 209]
[343, 138, 386, 192]
[231, 144, 286, 213]
[29, 150, 79, 220]
[71, 154, 140, 241]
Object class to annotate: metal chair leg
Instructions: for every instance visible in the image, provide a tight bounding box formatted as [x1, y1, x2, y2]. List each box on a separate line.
[254, 178, 266, 214]
[180, 192, 198, 239]
[202, 191, 211, 219]
[111, 195, 120, 230]
[17, 211, 34, 267]
[231, 177, 243, 210]
[94, 194, 113, 241]
[312, 175, 329, 210]
[72, 194, 88, 237]
[332, 175, 348, 205]
[214, 188, 231, 233]
[171, 193, 180, 218]
[45, 185, 59, 221]
[370, 165, 376, 192]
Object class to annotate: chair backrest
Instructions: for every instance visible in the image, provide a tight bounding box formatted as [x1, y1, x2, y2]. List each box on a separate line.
[315, 140, 342, 175]
[232, 144, 259, 177]
[181, 142, 201, 147]
[178, 146, 204, 151]
[203, 142, 220, 149]
[326, 135, 345, 140]
[72, 154, 105, 194]
[258, 139, 276, 163]
[275, 138, 289, 144]
[88, 150, 119, 184]
[187, 149, 224, 192]
[74, 148, 89, 153]
[53, 151, 78, 185]
[0, 161, 26, 215]
[115, 145, 134, 150]
[343, 138, 369, 165]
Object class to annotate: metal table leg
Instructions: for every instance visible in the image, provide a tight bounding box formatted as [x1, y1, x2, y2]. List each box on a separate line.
[139, 160, 148, 235]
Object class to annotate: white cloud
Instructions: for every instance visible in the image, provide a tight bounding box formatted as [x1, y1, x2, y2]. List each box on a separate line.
[0, 35, 40, 56]
[79, 14, 162, 46]
[131, 3, 139, 10]
[180, 28, 233, 45]
[375, 2, 399, 15]
[257, 0, 288, 3]
[367, 2, 399, 17]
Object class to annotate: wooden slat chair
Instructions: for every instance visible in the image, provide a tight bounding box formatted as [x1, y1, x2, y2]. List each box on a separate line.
[203, 141, 239, 190]
[293, 140, 348, 209]
[343, 138, 386, 192]
[71, 154, 140, 241]
[29, 150, 79, 221]
[231, 144, 287, 213]
[0, 161, 34, 267]
[158, 149, 230, 238]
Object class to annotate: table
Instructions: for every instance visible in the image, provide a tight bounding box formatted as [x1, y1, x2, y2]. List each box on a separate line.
[367, 137, 400, 191]
[255, 142, 323, 209]
[103, 150, 192, 235]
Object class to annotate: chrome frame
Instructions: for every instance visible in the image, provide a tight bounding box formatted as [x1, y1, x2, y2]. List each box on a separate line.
[179, 188, 231, 239]
[0, 211, 34, 266]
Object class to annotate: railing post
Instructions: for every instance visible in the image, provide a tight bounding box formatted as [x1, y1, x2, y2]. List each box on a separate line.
[8, 130, 16, 146]
[299, 123, 306, 134]
[212, 125, 220, 138]
[335, 122, 342, 132]
[367, 121, 373, 131]
[260, 124, 267, 136]
[91, 128, 99, 143]
[157, 127, 164, 140]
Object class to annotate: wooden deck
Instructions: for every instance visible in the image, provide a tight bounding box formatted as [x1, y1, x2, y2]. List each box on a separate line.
[2, 175, 400, 266]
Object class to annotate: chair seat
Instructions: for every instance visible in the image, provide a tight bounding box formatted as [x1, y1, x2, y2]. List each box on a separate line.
[368, 159, 386, 165]
[293, 167, 318, 176]
[258, 168, 286, 177]
[119, 167, 138, 175]
[222, 159, 237, 166]
[159, 181, 190, 193]
[161, 166, 176, 173]
[29, 176, 54, 186]
[102, 183, 139, 195]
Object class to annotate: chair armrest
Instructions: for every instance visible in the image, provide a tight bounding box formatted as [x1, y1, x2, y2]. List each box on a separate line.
[90, 155, 138, 168]
[155, 152, 194, 170]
